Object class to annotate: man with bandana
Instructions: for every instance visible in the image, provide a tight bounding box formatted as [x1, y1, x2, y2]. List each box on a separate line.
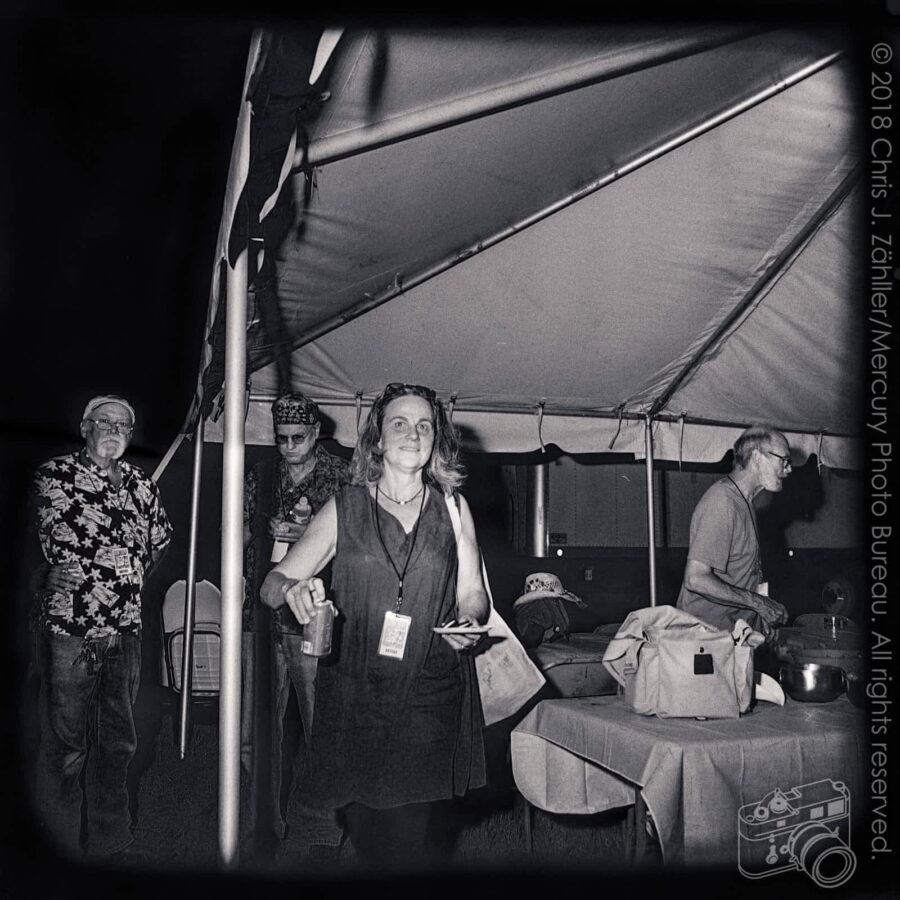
[29, 394, 172, 862]
[242, 392, 350, 859]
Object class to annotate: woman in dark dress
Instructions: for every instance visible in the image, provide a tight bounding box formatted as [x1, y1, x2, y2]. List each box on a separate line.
[260, 382, 488, 868]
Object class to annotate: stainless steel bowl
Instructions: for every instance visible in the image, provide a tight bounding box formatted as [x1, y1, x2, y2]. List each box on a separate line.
[779, 664, 846, 703]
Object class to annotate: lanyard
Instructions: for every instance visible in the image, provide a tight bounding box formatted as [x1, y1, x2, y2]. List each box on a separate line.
[727, 476, 763, 581]
[373, 484, 427, 614]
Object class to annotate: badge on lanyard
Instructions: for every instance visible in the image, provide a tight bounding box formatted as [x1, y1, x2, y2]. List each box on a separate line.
[378, 610, 412, 660]
[111, 547, 133, 577]
[270, 540, 289, 563]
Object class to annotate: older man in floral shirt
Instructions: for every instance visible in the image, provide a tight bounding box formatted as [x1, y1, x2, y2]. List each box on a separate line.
[31, 394, 172, 861]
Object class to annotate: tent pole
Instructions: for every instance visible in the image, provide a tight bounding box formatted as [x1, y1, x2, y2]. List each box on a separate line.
[214, 28, 254, 868]
[177, 418, 205, 760]
[219, 245, 248, 868]
[151, 430, 187, 482]
[532, 463, 549, 558]
[644, 416, 658, 607]
[187, 30, 264, 440]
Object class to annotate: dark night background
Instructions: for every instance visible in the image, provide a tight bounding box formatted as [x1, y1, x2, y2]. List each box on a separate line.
[2, 13, 252, 454]
[0, 11, 255, 895]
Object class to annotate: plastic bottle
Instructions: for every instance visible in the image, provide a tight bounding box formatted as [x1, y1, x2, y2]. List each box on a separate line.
[291, 496, 312, 526]
[302, 598, 334, 657]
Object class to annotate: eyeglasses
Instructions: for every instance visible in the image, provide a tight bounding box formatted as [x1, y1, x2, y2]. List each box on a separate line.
[275, 430, 315, 446]
[764, 449, 792, 470]
[382, 382, 437, 402]
[87, 418, 133, 435]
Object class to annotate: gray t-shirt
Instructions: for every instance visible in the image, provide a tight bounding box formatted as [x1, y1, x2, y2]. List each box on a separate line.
[676, 477, 761, 631]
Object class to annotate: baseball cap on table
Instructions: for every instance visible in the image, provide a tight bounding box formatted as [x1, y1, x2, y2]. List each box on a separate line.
[82, 394, 136, 425]
[513, 572, 586, 608]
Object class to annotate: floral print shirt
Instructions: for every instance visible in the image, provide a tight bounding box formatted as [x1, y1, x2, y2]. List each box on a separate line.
[33, 451, 173, 637]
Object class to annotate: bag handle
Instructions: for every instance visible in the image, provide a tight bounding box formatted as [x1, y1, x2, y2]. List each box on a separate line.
[444, 493, 546, 724]
[444, 492, 495, 609]
[445, 491, 462, 542]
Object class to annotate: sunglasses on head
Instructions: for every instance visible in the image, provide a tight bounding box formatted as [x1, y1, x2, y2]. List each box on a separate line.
[381, 382, 437, 403]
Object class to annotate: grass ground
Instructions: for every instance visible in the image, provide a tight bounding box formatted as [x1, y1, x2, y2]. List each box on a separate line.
[125, 698, 648, 880]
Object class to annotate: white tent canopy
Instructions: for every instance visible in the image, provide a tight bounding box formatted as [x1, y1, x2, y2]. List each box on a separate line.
[195, 23, 864, 469]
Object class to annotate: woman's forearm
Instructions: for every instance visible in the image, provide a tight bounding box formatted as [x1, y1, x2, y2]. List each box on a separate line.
[457, 587, 489, 625]
[260, 570, 293, 609]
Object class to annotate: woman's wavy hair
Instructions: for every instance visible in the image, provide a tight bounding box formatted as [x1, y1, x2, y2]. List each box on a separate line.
[350, 383, 466, 492]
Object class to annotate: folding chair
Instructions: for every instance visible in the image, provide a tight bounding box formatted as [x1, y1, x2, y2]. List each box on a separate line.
[160, 579, 222, 698]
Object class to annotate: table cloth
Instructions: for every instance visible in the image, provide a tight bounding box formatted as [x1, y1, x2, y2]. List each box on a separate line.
[511, 695, 866, 866]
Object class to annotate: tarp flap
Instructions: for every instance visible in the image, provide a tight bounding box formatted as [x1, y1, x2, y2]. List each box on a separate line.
[204, 401, 861, 471]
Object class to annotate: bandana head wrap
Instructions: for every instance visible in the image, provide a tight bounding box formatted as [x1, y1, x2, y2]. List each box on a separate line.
[272, 392, 320, 426]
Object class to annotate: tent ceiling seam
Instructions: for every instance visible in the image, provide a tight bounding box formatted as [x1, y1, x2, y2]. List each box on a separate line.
[643, 162, 862, 418]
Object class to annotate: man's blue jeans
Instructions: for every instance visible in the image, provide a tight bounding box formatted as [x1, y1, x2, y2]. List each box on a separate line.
[36, 632, 141, 857]
[241, 631, 342, 846]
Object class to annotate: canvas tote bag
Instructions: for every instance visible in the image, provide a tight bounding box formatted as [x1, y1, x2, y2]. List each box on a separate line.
[602, 605, 762, 719]
[445, 494, 546, 725]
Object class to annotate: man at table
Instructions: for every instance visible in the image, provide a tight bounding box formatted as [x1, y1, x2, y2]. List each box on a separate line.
[677, 425, 791, 637]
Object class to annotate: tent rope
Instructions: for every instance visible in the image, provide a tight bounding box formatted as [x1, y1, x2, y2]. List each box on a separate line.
[608, 404, 625, 450]
[537, 401, 546, 453]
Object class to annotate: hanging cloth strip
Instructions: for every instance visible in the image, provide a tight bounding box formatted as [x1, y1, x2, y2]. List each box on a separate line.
[678, 414, 686, 472]
[536, 401, 546, 453]
[816, 431, 824, 474]
[355, 391, 363, 435]
[447, 393, 457, 422]
[608, 404, 625, 451]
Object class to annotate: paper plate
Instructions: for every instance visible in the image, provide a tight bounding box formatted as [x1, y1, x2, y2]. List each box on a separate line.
[432, 625, 491, 635]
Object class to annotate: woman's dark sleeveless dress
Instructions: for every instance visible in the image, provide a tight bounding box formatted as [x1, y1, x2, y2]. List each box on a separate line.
[300, 484, 486, 810]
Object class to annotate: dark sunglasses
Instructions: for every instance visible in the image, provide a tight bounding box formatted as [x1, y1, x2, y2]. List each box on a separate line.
[382, 382, 437, 402]
[275, 429, 315, 445]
